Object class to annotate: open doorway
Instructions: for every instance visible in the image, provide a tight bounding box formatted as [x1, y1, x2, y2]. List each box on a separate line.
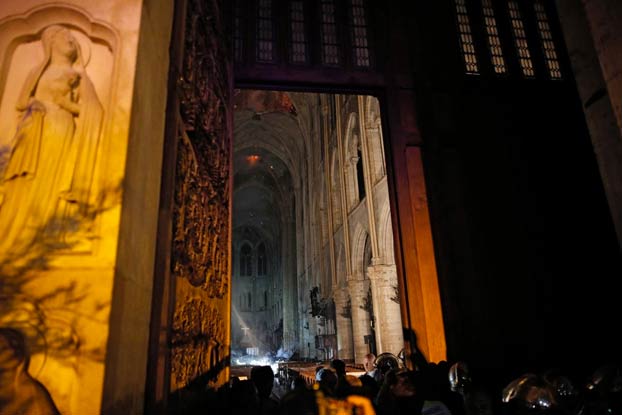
[230, 89, 404, 375]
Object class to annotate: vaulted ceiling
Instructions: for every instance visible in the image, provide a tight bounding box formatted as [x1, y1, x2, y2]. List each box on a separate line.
[233, 89, 306, 260]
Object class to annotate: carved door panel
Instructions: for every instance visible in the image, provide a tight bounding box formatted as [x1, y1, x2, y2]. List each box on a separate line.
[146, 0, 232, 412]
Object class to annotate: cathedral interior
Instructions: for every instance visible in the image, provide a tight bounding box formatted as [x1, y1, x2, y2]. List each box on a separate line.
[231, 90, 404, 365]
[0, 0, 621, 414]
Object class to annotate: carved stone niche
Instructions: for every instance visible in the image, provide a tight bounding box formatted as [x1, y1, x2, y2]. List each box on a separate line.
[0, 5, 121, 415]
[0, 5, 119, 266]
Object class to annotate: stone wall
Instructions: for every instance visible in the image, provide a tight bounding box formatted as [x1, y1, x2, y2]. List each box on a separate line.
[0, 1, 173, 414]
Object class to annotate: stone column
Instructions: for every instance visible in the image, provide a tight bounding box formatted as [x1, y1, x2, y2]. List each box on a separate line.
[367, 264, 404, 355]
[333, 286, 354, 360]
[282, 216, 298, 352]
[555, 0, 622, 247]
[348, 277, 371, 363]
[580, 0, 622, 131]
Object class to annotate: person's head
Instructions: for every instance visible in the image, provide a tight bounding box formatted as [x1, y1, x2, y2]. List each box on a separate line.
[375, 352, 402, 377]
[449, 361, 472, 395]
[502, 373, 559, 415]
[358, 373, 379, 400]
[250, 365, 275, 398]
[0, 327, 28, 374]
[363, 353, 376, 373]
[331, 359, 346, 377]
[230, 379, 260, 410]
[318, 368, 338, 395]
[465, 387, 494, 415]
[291, 375, 307, 391]
[387, 369, 417, 398]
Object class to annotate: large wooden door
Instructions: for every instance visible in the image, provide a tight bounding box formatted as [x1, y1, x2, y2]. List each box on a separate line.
[146, 0, 233, 412]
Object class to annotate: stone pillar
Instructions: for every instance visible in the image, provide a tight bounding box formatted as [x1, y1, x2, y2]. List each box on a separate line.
[333, 286, 354, 360]
[555, 0, 622, 248]
[348, 277, 371, 363]
[367, 264, 404, 355]
[580, 0, 622, 131]
[282, 217, 298, 352]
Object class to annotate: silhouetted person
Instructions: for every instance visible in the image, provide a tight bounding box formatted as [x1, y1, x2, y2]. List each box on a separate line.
[583, 364, 622, 415]
[420, 361, 463, 415]
[448, 360, 496, 415]
[330, 359, 350, 397]
[0, 327, 60, 415]
[330, 359, 346, 378]
[376, 368, 424, 415]
[402, 328, 429, 371]
[375, 353, 402, 385]
[316, 368, 338, 397]
[290, 374, 307, 392]
[358, 373, 380, 405]
[229, 379, 260, 415]
[279, 382, 316, 415]
[501, 373, 563, 415]
[250, 365, 279, 415]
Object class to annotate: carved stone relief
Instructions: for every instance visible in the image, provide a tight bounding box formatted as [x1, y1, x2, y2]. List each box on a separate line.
[0, 10, 117, 268]
[0, 24, 103, 258]
[170, 0, 231, 390]
[170, 297, 226, 391]
[171, 0, 230, 298]
[0, 5, 119, 415]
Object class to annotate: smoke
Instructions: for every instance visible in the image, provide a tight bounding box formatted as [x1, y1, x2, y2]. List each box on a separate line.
[276, 347, 294, 360]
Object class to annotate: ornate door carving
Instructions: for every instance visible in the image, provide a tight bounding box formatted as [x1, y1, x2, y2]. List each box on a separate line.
[146, 0, 232, 412]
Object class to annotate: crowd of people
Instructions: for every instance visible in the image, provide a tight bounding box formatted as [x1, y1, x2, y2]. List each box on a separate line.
[196, 352, 622, 415]
[2, 325, 621, 414]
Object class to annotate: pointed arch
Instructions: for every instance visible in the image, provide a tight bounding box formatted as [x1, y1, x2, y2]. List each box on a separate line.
[377, 199, 395, 265]
[364, 96, 385, 184]
[343, 112, 361, 209]
[350, 223, 369, 277]
[330, 150, 343, 228]
[240, 243, 253, 276]
[257, 242, 267, 275]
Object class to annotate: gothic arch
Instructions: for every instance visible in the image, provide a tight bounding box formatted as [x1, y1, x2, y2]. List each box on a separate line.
[351, 223, 369, 278]
[330, 150, 343, 229]
[377, 201, 396, 265]
[343, 112, 360, 210]
[364, 96, 385, 184]
[238, 242, 253, 277]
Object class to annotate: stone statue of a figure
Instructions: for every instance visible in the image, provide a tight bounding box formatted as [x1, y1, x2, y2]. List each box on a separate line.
[0, 25, 103, 261]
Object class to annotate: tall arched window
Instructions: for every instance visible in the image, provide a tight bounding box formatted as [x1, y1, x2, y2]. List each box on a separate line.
[257, 243, 267, 275]
[240, 244, 253, 276]
[356, 146, 365, 201]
